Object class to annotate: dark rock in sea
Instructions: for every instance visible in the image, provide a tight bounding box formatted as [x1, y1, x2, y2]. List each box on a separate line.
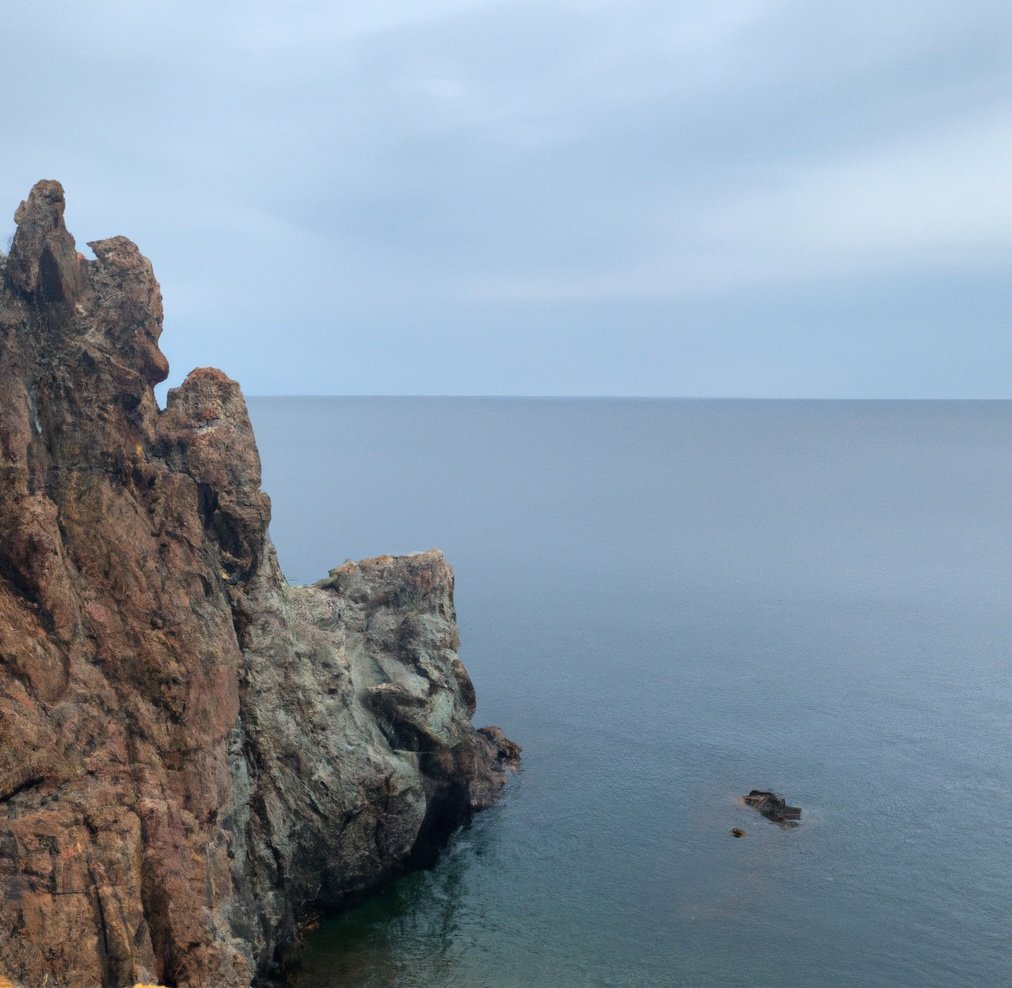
[730, 827, 746, 838]
[743, 790, 801, 824]
[0, 181, 520, 988]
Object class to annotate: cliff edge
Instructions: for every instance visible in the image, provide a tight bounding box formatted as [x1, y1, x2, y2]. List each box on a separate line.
[0, 181, 519, 988]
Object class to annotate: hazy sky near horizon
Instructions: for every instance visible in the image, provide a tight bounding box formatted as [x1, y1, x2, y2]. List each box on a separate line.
[3, 1, 1012, 397]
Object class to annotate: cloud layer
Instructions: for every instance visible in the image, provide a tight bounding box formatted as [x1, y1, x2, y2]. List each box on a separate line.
[4, 0, 1011, 395]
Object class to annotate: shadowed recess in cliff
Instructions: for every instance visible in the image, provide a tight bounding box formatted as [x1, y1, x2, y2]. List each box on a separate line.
[0, 181, 519, 988]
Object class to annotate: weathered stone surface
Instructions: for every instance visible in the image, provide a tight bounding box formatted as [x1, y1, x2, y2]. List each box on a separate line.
[0, 182, 518, 988]
[742, 790, 801, 824]
[6, 180, 85, 305]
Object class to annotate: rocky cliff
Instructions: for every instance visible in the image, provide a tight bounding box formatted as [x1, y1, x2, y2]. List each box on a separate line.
[0, 181, 519, 988]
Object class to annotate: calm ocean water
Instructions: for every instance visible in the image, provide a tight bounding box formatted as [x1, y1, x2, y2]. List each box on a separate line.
[246, 398, 1012, 988]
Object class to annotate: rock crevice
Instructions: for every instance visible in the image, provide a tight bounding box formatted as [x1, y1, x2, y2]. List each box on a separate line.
[0, 182, 518, 988]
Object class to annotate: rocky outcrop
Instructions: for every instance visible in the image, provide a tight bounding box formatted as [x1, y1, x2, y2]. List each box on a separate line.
[743, 790, 801, 824]
[0, 181, 519, 988]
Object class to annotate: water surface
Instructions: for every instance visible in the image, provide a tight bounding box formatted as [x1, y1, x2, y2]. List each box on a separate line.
[247, 398, 1012, 987]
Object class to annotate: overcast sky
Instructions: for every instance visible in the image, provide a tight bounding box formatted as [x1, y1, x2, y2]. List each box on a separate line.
[4, 1, 1012, 397]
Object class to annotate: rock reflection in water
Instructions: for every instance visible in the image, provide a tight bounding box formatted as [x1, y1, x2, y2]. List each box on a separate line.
[289, 823, 491, 987]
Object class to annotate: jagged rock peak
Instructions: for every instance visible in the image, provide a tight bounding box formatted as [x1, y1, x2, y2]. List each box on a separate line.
[2, 179, 168, 388]
[6, 179, 85, 305]
[0, 182, 519, 988]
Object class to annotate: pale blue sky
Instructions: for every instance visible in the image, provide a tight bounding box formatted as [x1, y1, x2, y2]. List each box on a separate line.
[4, 1, 1012, 396]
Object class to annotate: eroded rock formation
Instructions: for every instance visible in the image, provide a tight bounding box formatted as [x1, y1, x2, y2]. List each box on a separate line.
[742, 790, 801, 824]
[0, 181, 519, 988]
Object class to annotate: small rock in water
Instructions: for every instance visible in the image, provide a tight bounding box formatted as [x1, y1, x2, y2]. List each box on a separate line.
[730, 827, 746, 838]
[743, 789, 802, 824]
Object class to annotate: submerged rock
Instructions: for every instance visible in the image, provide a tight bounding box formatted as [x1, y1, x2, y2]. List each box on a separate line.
[0, 181, 519, 988]
[743, 790, 801, 824]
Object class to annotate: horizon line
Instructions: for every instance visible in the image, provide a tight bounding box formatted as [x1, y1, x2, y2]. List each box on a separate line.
[241, 393, 1012, 402]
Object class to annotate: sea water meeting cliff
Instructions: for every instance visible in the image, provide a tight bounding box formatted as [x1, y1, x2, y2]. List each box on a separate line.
[0, 180, 520, 988]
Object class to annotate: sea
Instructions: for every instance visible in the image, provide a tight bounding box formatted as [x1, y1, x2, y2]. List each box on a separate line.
[245, 398, 1012, 988]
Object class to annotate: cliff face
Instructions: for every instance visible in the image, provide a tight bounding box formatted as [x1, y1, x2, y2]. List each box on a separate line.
[0, 181, 519, 988]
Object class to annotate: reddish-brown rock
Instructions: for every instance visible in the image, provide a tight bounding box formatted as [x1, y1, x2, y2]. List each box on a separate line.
[0, 182, 518, 988]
